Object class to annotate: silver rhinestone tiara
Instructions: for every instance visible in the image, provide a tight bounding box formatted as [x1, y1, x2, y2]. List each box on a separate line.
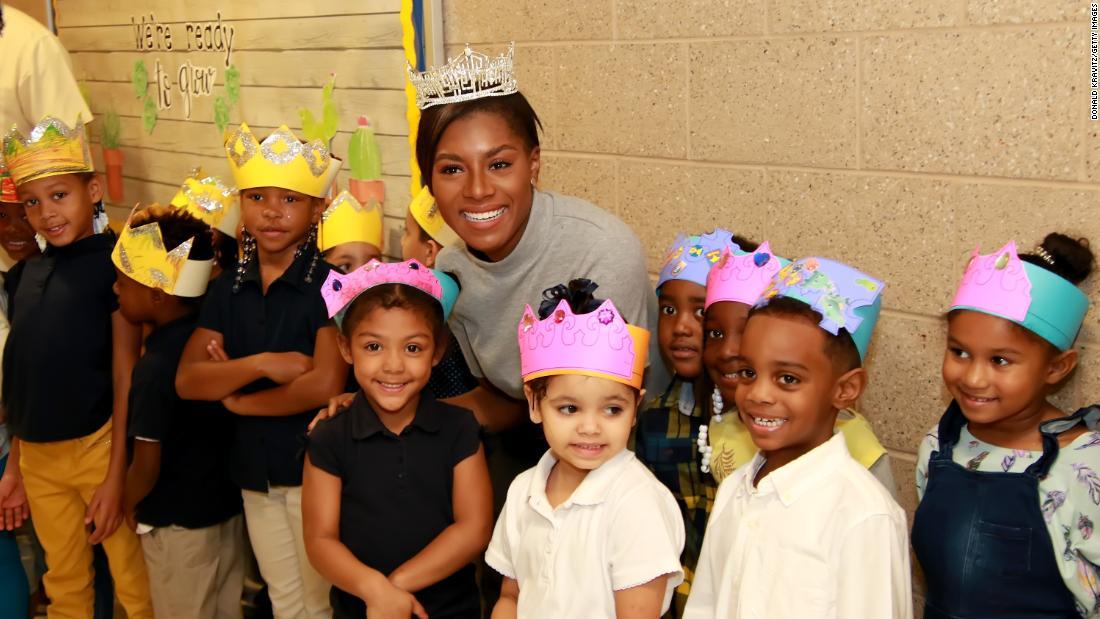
[407, 43, 518, 110]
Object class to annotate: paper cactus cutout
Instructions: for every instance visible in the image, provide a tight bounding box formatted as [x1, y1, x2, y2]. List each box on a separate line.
[102, 108, 121, 149]
[299, 74, 338, 145]
[349, 116, 382, 181]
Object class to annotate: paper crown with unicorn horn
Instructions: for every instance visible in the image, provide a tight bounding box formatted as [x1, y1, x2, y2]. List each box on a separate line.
[758, 257, 885, 361]
[517, 295, 650, 390]
[657, 228, 737, 291]
[705, 241, 790, 309]
[949, 240, 1088, 351]
[111, 205, 214, 298]
[169, 167, 240, 238]
[321, 258, 458, 327]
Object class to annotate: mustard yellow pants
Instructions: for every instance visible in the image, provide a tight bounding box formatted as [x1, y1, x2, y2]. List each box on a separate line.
[21, 421, 153, 618]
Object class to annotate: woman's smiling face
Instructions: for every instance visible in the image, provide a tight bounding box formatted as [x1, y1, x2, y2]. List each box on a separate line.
[429, 112, 540, 262]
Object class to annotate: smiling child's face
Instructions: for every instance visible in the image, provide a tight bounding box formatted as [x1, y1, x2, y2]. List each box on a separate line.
[16, 173, 99, 247]
[733, 313, 851, 468]
[702, 300, 751, 408]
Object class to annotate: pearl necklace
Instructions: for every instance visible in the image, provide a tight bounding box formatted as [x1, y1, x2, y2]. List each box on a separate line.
[697, 389, 724, 474]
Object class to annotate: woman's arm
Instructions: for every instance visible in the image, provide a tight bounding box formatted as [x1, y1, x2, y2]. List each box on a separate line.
[490, 577, 520, 619]
[443, 381, 527, 433]
[613, 576, 670, 619]
[86, 311, 142, 544]
[389, 445, 493, 592]
[302, 455, 427, 618]
[176, 327, 271, 400]
[222, 326, 348, 417]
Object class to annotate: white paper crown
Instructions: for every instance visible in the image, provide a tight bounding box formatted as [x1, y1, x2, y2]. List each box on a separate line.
[407, 43, 518, 110]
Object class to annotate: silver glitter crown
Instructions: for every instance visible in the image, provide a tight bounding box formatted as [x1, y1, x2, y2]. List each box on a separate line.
[407, 43, 518, 110]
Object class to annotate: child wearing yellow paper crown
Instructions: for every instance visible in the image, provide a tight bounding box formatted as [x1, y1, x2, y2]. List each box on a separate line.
[176, 123, 349, 619]
[170, 167, 241, 278]
[114, 205, 243, 619]
[318, 189, 383, 273]
[0, 116, 152, 618]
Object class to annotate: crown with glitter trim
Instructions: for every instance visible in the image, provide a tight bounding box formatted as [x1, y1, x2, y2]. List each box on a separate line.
[223, 123, 340, 198]
[657, 228, 736, 291]
[409, 185, 457, 246]
[3, 116, 94, 186]
[408, 43, 518, 110]
[169, 167, 240, 238]
[950, 241, 1088, 351]
[0, 164, 16, 203]
[322, 259, 458, 326]
[319, 190, 383, 253]
[518, 299, 650, 389]
[111, 206, 213, 298]
[705, 242, 790, 310]
[758, 257, 884, 361]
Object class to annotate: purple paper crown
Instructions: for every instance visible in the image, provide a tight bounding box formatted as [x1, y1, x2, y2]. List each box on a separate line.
[517, 298, 649, 389]
[657, 228, 736, 290]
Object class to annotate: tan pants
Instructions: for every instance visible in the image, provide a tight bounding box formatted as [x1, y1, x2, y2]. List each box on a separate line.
[20, 421, 153, 619]
[242, 486, 331, 619]
[141, 514, 245, 619]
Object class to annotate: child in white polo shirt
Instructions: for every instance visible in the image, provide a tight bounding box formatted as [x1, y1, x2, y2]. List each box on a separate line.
[485, 279, 685, 619]
[684, 257, 911, 619]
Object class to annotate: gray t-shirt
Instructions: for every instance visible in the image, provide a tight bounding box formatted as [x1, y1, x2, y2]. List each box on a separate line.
[438, 190, 662, 400]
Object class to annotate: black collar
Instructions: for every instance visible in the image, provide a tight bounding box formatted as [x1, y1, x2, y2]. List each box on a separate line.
[237, 247, 318, 293]
[350, 392, 443, 439]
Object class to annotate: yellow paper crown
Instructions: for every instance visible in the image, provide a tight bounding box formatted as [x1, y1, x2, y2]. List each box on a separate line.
[170, 167, 241, 238]
[3, 116, 94, 186]
[409, 186, 457, 246]
[319, 190, 383, 252]
[224, 123, 340, 198]
[111, 205, 213, 297]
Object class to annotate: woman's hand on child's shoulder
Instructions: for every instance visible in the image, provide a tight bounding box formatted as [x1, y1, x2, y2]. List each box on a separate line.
[365, 577, 428, 619]
[261, 351, 315, 384]
[308, 392, 356, 434]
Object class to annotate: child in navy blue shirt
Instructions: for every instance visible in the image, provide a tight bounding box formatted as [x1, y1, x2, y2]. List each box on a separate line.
[115, 205, 243, 618]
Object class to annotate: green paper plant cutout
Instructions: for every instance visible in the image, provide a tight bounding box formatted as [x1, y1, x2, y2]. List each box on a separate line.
[102, 108, 121, 149]
[214, 64, 240, 134]
[299, 74, 338, 145]
[142, 96, 157, 133]
[131, 60, 157, 134]
[132, 61, 148, 99]
[225, 64, 241, 105]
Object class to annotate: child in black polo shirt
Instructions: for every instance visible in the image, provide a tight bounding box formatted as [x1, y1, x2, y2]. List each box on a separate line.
[0, 116, 152, 617]
[176, 123, 348, 618]
[304, 259, 491, 619]
[113, 205, 244, 618]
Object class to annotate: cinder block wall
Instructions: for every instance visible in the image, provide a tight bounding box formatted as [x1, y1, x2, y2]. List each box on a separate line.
[444, 0, 1100, 608]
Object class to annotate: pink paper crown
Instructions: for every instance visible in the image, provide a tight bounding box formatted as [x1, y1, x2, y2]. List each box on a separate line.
[704, 242, 783, 309]
[518, 299, 650, 389]
[322, 259, 442, 319]
[951, 241, 1032, 322]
